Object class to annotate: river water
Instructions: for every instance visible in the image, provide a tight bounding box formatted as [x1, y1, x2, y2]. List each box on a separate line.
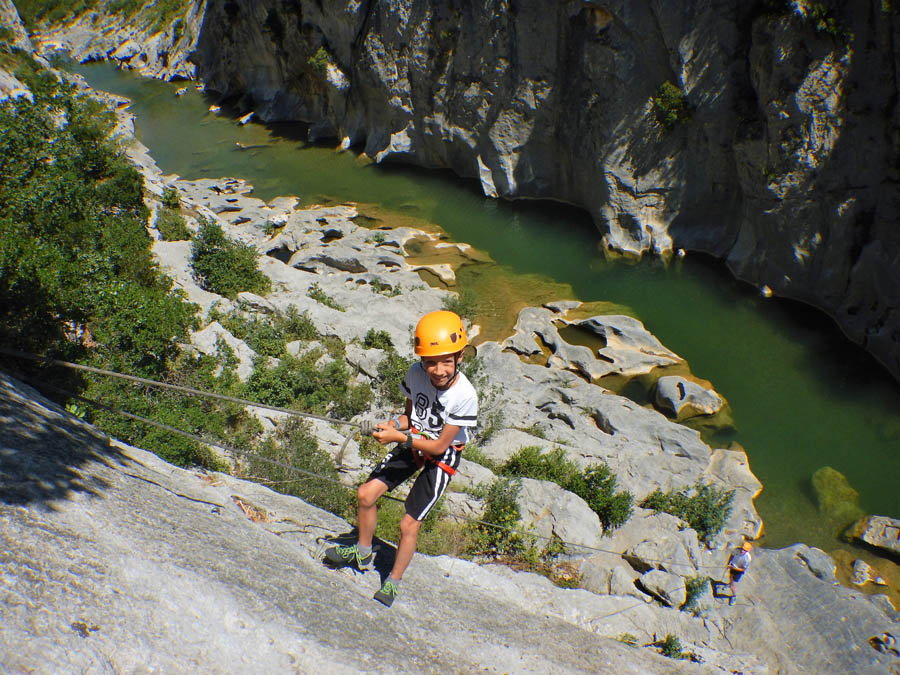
[72, 63, 899, 567]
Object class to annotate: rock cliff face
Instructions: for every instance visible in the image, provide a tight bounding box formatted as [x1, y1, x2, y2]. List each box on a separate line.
[3, 371, 898, 674]
[189, 0, 900, 381]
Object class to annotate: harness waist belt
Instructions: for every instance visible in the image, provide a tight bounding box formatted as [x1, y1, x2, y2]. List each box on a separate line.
[430, 444, 464, 475]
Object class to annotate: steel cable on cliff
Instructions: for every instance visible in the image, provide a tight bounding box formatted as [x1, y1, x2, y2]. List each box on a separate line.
[0, 347, 360, 428]
[2, 347, 735, 574]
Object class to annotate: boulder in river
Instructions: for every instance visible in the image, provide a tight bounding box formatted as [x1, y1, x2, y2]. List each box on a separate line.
[811, 466, 865, 528]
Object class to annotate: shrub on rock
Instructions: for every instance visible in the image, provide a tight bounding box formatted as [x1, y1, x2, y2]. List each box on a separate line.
[191, 218, 271, 298]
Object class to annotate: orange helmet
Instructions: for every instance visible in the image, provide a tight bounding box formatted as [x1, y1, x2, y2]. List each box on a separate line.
[414, 310, 467, 357]
[741, 541, 753, 552]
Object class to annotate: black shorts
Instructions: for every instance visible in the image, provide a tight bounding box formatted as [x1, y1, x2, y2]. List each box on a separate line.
[368, 445, 461, 521]
[729, 569, 744, 583]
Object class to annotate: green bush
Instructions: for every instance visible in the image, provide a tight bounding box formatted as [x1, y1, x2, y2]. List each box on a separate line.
[156, 207, 190, 241]
[682, 575, 710, 614]
[306, 282, 344, 311]
[190, 219, 271, 299]
[0, 58, 193, 377]
[500, 446, 578, 485]
[307, 46, 330, 73]
[243, 350, 371, 418]
[806, 3, 853, 41]
[460, 445, 499, 472]
[565, 462, 634, 532]
[282, 305, 317, 341]
[247, 416, 355, 517]
[460, 354, 504, 443]
[15, 0, 100, 29]
[443, 288, 478, 322]
[82, 352, 242, 470]
[498, 447, 633, 533]
[373, 495, 456, 555]
[161, 186, 181, 209]
[658, 634, 684, 659]
[222, 315, 286, 357]
[363, 328, 393, 350]
[652, 81, 690, 130]
[465, 477, 529, 556]
[641, 482, 735, 543]
[376, 349, 414, 405]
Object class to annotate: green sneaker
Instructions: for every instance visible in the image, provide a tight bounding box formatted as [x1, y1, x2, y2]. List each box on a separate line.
[324, 543, 373, 570]
[373, 579, 399, 607]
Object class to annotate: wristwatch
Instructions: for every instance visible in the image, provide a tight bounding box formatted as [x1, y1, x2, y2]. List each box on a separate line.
[401, 432, 413, 450]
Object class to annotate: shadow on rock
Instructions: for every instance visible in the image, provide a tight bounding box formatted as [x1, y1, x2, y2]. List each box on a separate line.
[0, 372, 124, 508]
[321, 528, 397, 581]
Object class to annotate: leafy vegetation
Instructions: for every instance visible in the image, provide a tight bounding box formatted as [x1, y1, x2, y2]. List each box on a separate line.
[501, 446, 578, 484]
[0, 54, 195, 378]
[641, 482, 735, 543]
[465, 477, 529, 556]
[375, 348, 414, 405]
[805, 3, 853, 41]
[306, 282, 344, 311]
[459, 353, 503, 443]
[243, 416, 355, 517]
[617, 633, 639, 646]
[657, 634, 684, 659]
[682, 575, 710, 614]
[497, 447, 633, 532]
[243, 350, 372, 419]
[443, 288, 478, 322]
[190, 218, 271, 298]
[0, 55, 366, 478]
[156, 207, 190, 240]
[15, 0, 100, 29]
[651, 81, 690, 130]
[458, 445, 499, 472]
[363, 328, 393, 351]
[161, 185, 180, 209]
[306, 46, 330, 73]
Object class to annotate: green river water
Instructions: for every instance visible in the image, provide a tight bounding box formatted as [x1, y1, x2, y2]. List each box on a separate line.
[72, 63, 899, 565]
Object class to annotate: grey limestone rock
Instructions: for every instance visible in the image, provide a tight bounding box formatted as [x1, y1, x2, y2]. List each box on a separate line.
[638, 569, 687, 608]
[608, 564, 651, 603]
[851, 559, 881, 587]
[451, 457, 495, 494]
[235, 291, 277, 314]
[190, 321, 258, 382]
[0, 0, 33, 51]
[847, 515, 900, 557]
[654, 376, 725, 420]
[516, 477, 604, 551]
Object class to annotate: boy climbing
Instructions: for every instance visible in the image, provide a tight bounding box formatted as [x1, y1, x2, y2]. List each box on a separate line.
[726, 541, 753, 605]
[324, 310, 478, 607]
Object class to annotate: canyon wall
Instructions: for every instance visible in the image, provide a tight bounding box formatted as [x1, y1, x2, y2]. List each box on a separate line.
[187, 0, 900, 381]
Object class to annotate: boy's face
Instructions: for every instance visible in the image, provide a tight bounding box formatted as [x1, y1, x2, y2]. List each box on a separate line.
[422, 353, 458, 389]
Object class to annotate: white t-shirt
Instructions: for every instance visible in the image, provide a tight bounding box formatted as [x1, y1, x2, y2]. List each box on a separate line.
[400, 361, 478, 445]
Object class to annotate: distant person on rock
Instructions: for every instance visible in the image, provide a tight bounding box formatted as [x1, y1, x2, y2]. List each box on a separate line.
[726, 541, 753, 605]
[324, 310, 478, 607]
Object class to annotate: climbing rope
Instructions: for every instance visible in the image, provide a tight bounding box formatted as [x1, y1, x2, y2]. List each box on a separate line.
[2, 347, 734, 572]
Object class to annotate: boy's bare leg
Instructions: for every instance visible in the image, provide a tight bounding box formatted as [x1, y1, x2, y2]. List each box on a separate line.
[357, 479, 388, 548]
[389, 514, 423, 580]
